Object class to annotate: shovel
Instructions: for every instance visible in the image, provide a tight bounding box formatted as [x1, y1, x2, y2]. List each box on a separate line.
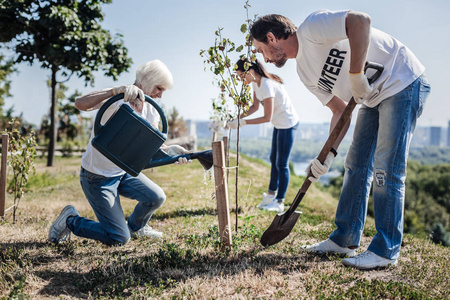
[260, 62, 384, 247]
[144, 148, 213, 170]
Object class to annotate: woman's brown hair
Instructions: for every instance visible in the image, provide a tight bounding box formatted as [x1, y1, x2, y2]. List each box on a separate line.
[235, 58, 283, 84]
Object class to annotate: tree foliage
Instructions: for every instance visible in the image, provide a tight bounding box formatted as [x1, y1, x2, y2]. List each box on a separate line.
[38, 82, 81, 143]
[409, 146, 450, 165]
[0, 0, 131, 82]
[0, 0, 132, 166]
[199, 1, 255, 124]
[403, 162, 450, 236]
[199, 1, 255, 232]
[3, 120, 37, 224]
[167, 107, 187, 139]
[430, 223, 450, 247]
[0, 55, 16, 115]
[58, 89, 82, 142]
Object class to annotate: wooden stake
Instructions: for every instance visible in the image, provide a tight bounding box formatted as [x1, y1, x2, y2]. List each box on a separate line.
[212, 140, 232, 247]
[222, 136, 227, 156]
[0, 134, 8, 220]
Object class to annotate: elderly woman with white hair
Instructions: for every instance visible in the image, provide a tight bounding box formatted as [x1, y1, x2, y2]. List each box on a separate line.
[48, 60, 189, 246]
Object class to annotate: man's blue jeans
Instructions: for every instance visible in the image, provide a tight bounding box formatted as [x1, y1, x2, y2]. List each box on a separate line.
[67, 168, 166, 246]
[269, 122, 299, 201]
[330, 75, 430, 260]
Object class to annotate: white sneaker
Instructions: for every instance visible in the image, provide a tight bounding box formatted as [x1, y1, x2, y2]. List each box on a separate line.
[48, 205, 79, 243]
[257, 192, 276, 208]
[342, 250, 398, 270]
[129, 224, 163, 239]
[263, 199, 285, 213]
[304, 239, 355, 257]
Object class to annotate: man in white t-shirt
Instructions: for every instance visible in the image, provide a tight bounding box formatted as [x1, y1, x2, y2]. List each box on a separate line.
[250, 10, 431, 269]
[48, 60, 192, 246]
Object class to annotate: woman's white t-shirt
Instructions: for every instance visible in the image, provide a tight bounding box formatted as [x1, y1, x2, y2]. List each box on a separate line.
[251, 77, 299, 129]
[81, 100, 160, 177]
[295, 9, 425, 107]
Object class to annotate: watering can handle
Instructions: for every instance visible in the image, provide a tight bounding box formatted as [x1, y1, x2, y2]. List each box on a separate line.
[93, 94, 168, 136]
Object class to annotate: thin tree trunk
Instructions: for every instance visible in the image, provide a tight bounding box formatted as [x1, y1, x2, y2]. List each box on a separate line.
[47, 67, 57, 167]
[235, 106, 241, 232]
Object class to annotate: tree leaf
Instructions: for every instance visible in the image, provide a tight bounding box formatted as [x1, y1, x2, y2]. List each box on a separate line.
[240, 23, 247, 34]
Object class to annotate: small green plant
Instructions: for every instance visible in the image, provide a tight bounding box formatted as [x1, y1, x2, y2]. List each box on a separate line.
[4, 121, 37, 223]
[199, 1, 255, 123]
[200, 0, 256, 232]
[6, 276, 27, 299]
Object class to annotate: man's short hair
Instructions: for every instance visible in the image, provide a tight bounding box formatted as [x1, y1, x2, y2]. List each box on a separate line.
[250, 14, 297, 43]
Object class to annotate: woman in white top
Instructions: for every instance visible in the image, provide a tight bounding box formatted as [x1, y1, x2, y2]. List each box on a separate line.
[49, 60, 191, 246]
[227, 58, 299, 213]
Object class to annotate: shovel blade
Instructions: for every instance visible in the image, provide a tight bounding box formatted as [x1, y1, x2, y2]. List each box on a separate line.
[260, 210, 302, 246]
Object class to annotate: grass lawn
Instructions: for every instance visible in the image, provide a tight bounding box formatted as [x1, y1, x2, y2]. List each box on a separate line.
[1, 154, 449, 299]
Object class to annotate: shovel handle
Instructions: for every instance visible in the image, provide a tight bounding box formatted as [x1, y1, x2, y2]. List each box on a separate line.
[315, 62, 383, 164]
[287, 62, 384, 215]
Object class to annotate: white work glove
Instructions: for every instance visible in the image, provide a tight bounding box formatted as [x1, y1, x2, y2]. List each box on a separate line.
[226, 118, 247, 130]
[210, 120, 226, 131]
[349, 71, 373, 104]
[305, 151, 336, 183]
[166, 145, 192, 165]
[112, 85, 145, 111]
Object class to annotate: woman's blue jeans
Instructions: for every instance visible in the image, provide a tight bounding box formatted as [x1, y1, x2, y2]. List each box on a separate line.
[67, 168, 166, 246]
[269, 122, 299, 201]
[330, 75, 431, 259]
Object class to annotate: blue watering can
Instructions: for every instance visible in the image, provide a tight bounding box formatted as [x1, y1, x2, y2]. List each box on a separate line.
[92, 94, 213, 177]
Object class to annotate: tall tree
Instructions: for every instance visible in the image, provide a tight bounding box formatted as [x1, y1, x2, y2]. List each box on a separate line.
[0, 0, 132, 166]
[40, 81, 81, 143]
[58, 90, 82, 141]
[0, 55, 16, 116]
[167, 107, 187, 139]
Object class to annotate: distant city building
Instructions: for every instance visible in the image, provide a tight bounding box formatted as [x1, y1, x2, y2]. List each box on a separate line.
[187, 120, 448, 149]
[447, 121, 450, 146]
[260, 122, 273, 138]
[185, 120, 196, 137]
[239, 123, 261, 138]
[411, 126, 429, 147]
[193, 120, 214, 138]
[430, 126, 441, 146]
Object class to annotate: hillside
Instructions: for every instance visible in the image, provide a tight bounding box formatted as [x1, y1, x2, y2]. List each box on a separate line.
[1, 154, 449, 299]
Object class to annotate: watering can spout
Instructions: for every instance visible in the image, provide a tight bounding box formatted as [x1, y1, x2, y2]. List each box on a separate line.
[145, 149, 213, 170]
[195, 151, 214, 170]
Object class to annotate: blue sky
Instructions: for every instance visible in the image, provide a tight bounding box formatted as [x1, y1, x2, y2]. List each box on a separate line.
[5, 0, 450, 127]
